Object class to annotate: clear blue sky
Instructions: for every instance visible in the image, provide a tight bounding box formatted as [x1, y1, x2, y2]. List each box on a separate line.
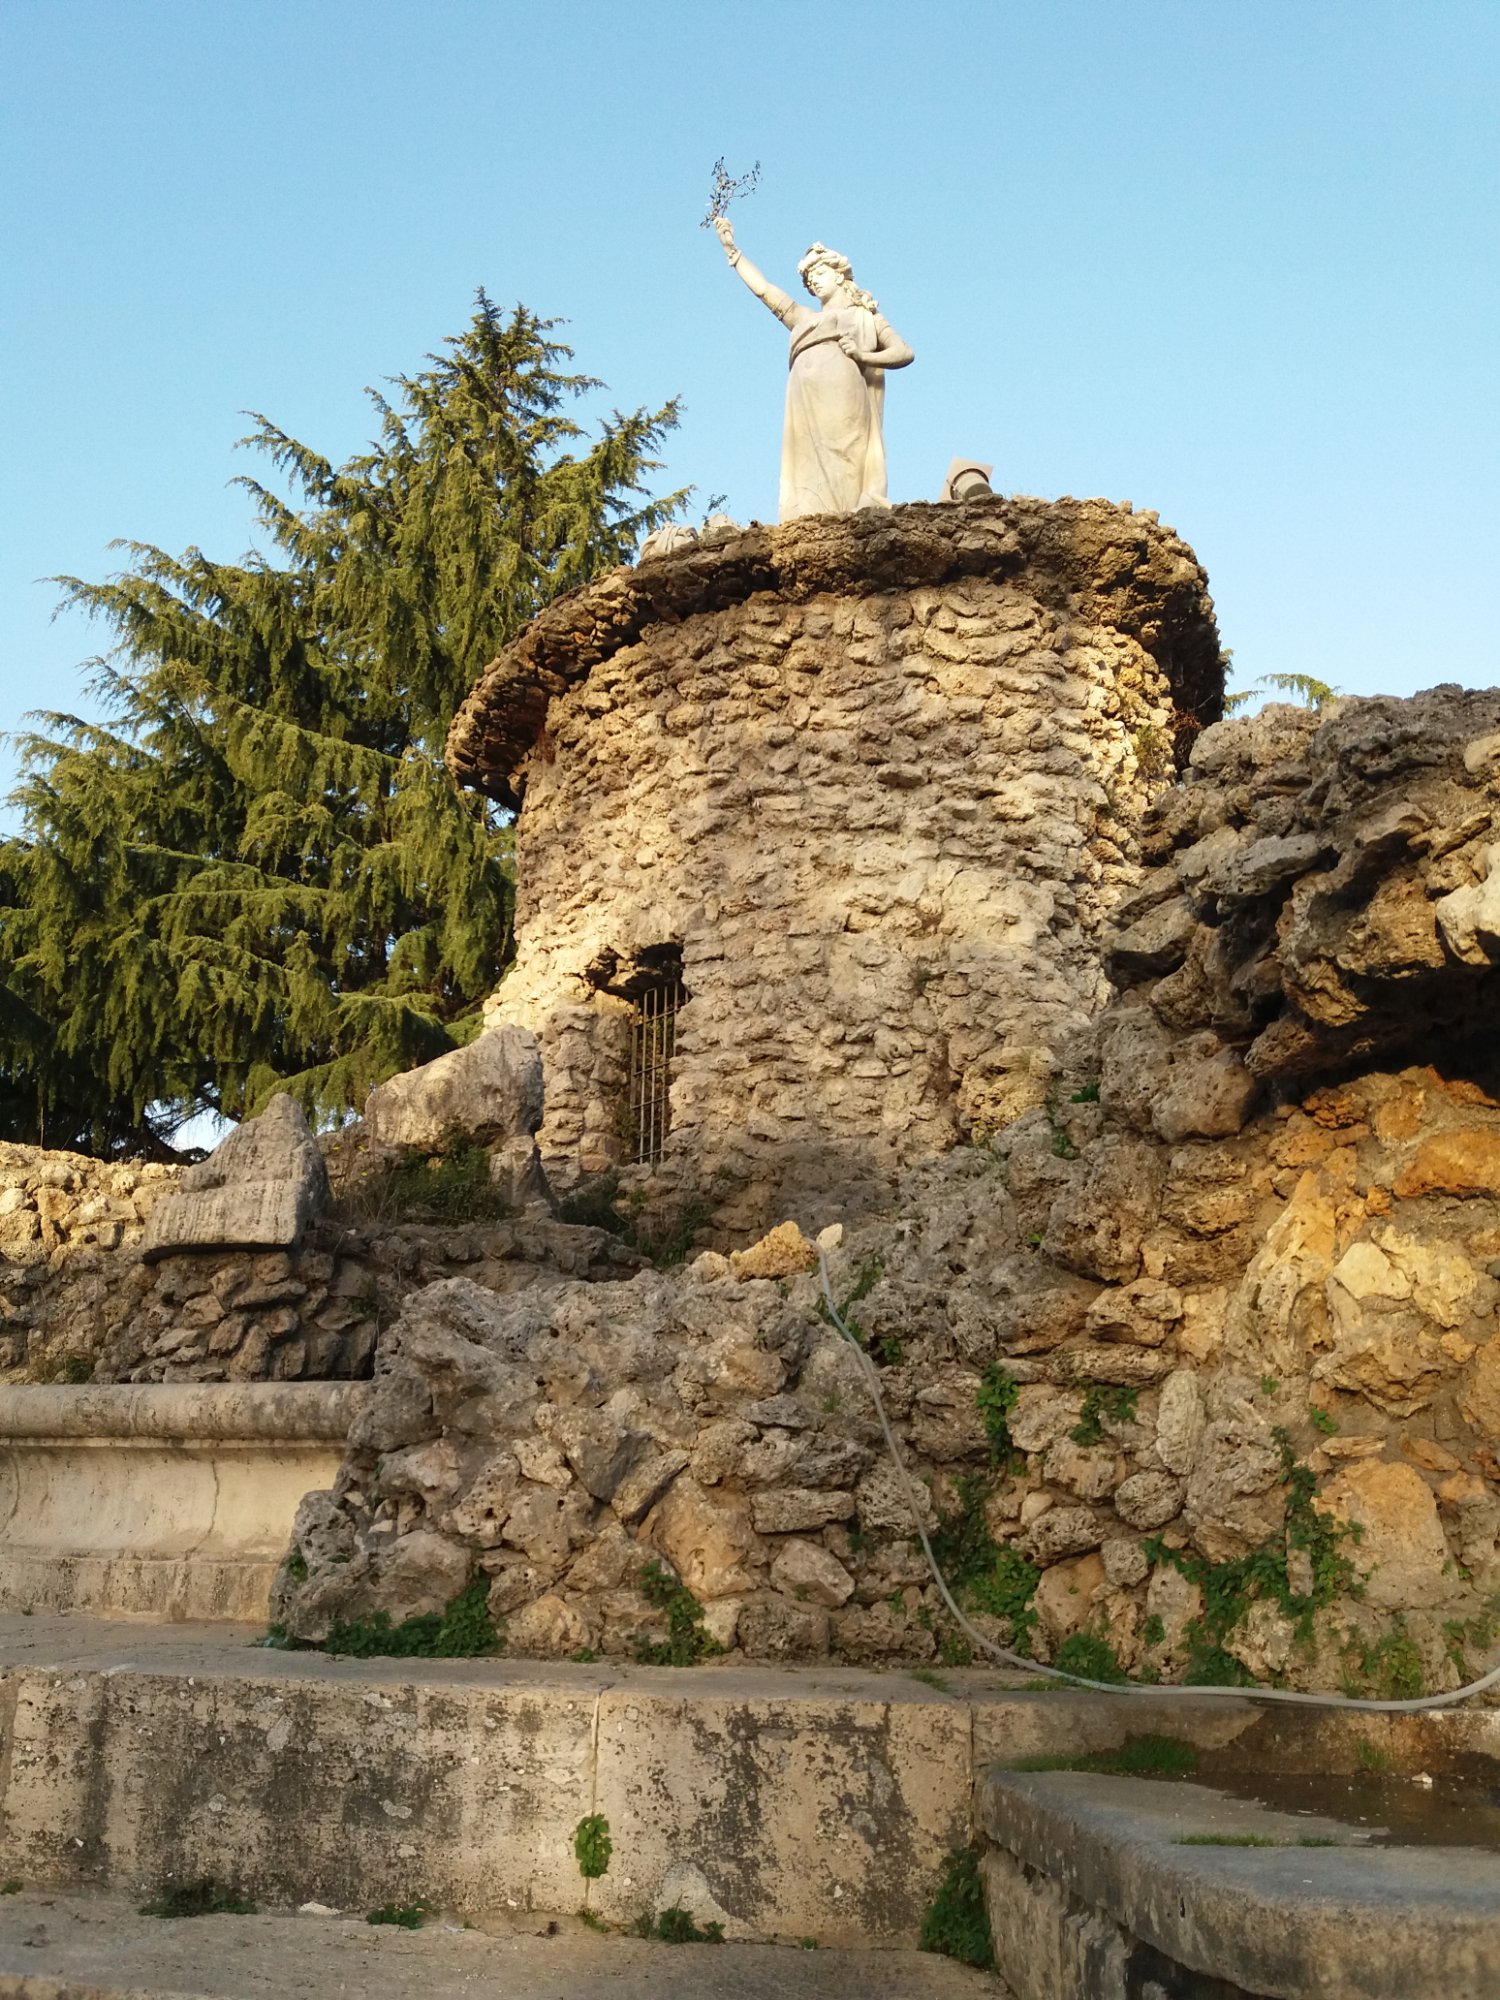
[3, 0, 1497, 811]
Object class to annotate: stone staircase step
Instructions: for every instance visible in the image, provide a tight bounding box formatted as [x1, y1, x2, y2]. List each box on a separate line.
[0, 1891, 1005, 2000]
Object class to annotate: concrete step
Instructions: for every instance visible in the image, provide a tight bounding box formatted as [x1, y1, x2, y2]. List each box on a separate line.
[0, 1891, 1004, 1999]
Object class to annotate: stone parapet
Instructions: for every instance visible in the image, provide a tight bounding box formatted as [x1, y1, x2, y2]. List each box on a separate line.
[448, 498, 1223, 807]
[0, 1382, 365, 1621]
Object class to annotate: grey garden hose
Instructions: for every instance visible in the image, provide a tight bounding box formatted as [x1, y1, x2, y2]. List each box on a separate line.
[817, 1248, 1500, 1712]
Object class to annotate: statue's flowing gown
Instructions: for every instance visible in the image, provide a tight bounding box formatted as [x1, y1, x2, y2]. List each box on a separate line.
[772, 299, 893, 521]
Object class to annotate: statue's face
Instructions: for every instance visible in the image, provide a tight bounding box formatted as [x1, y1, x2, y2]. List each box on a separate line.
[805, 262, 840, 303]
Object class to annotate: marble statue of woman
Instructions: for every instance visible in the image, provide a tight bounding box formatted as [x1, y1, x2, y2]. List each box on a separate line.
[713, 218, 914, 522]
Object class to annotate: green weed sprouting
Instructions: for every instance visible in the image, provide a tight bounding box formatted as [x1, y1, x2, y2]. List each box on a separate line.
[1052, 1632, 1128, 1684]
[1070, 1384, 1137, 1447]
[338, 1137, 513, 1228]
[367, 1902, 428, 1929]
[555, 1172, 715, 1266]
[931, 1475, 1040, 1643]
[815, 1256, 901, 1365]
[634, 1560, 722, 1666]
[1010, 1734, 1197, 1778]
[140, 1880, 257, 1919]
[635, 1906, 724, 1943]
[1043, 1083, 1080, 1159]
[1143, 1429, 1361, 1683]
[1342, 1621, 1424, 1701]
[975, 1363, 1023, 1471]
[318, 1576, 502, 1660]
[917, 1848, 993, 1969]
[573, 1814, 613, 1880]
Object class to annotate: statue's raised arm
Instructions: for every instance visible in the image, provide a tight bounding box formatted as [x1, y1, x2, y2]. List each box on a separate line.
[712, 219, 914, 522]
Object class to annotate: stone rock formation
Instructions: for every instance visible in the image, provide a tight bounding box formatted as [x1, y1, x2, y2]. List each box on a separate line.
[364, 1025, 548, 1207]
[272, 687, 1500, 1698]
[445, 497, 1223, 1233]
[1100, 686, 1500, 1100]
[141, 1095, 329, 1259]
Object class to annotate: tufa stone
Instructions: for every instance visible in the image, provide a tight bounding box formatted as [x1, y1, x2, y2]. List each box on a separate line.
[141, 1095, 328, 1259]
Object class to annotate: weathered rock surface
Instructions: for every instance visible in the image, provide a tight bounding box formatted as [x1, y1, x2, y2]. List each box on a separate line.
[141, 1096, 328, 1259]
[454, 497, 1221, 1232]
[0, 1135, 639, 1389]
[363, 1027, 546, 1207]
[13, 682, 1500, 1698]
[1101, 687, 1500, 1098]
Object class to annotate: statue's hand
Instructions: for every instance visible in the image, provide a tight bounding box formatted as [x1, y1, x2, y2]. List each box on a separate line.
[838, 333, 874, 362]
[713, 216, 736, 253]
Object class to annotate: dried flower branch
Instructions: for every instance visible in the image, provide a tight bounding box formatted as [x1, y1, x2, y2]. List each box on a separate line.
[700, 156, 761, 227]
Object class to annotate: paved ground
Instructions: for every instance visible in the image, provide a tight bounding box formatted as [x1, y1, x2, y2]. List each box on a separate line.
[0, 1892, 1006, 1999]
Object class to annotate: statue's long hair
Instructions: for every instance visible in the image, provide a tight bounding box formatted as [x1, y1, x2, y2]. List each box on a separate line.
[797, 242, 878, 313]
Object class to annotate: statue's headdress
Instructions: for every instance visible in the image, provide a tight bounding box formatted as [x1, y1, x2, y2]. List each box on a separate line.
[797, 242, 878, 313]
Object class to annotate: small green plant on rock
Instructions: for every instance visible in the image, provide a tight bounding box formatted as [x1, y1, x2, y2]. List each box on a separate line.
[1043, 1083, 1080, 1160]
[634, 1560, 721, 1666]
[816, 1254, 901, 1365]
[1309, 1403, 1339, 1437]
[1011, 1734, 1197, 1778]
[1144, 1429, 1360, 1683]
[1131, 722, 1173, 778]
[1343, 1622, 1424, 1701]
[1176, 1833, 1278, 1848]
[918, 1847, 993, 1970]
[1052, 1632, 1128, 1684]
[1443, 1596, 1500, 1679]
[140, 1880, 257, 1919]
[0, 1880, 22, 1895]
[382, 1138, 513, 1225]
[931, 1475, 1039, 1643]
[1070, 1385, 1137, 1447]
[573, 1814, 612, 1880]
[556, 1172, 717, 1267]
[975, 1363, 1024, 1471]
[317, 1576, 502, 1660]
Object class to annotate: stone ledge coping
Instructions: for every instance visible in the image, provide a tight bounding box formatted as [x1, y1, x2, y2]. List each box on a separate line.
[980, 1768, 1500, 2000]
[445, 495, 1222, 807]
[0, 1381, 368, 1443]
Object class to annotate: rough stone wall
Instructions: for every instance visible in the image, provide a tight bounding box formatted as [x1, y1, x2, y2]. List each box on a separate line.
[454, 500, 1220, 1233]
[0, 1145, 176, 1379]
[0, 1141, 637, 1386]
[275, 690, 1500, 1695]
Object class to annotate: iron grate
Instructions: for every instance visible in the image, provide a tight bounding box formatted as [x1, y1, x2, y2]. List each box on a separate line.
[627, 979, 684, 1166]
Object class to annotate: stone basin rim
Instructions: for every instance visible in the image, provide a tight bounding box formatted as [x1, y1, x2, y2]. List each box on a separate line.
[0, 1380, 368, 1442]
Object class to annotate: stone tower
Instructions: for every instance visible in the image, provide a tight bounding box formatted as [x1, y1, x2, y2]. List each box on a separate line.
[446, 496, 1221, 1233]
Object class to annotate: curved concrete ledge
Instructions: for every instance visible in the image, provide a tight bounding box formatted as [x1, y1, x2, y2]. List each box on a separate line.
[0, 1383, 366, 1622]
[980, 1767, 1500, 2000]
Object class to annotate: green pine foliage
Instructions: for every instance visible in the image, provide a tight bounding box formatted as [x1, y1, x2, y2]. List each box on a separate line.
[0, 297, 683, 1151]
